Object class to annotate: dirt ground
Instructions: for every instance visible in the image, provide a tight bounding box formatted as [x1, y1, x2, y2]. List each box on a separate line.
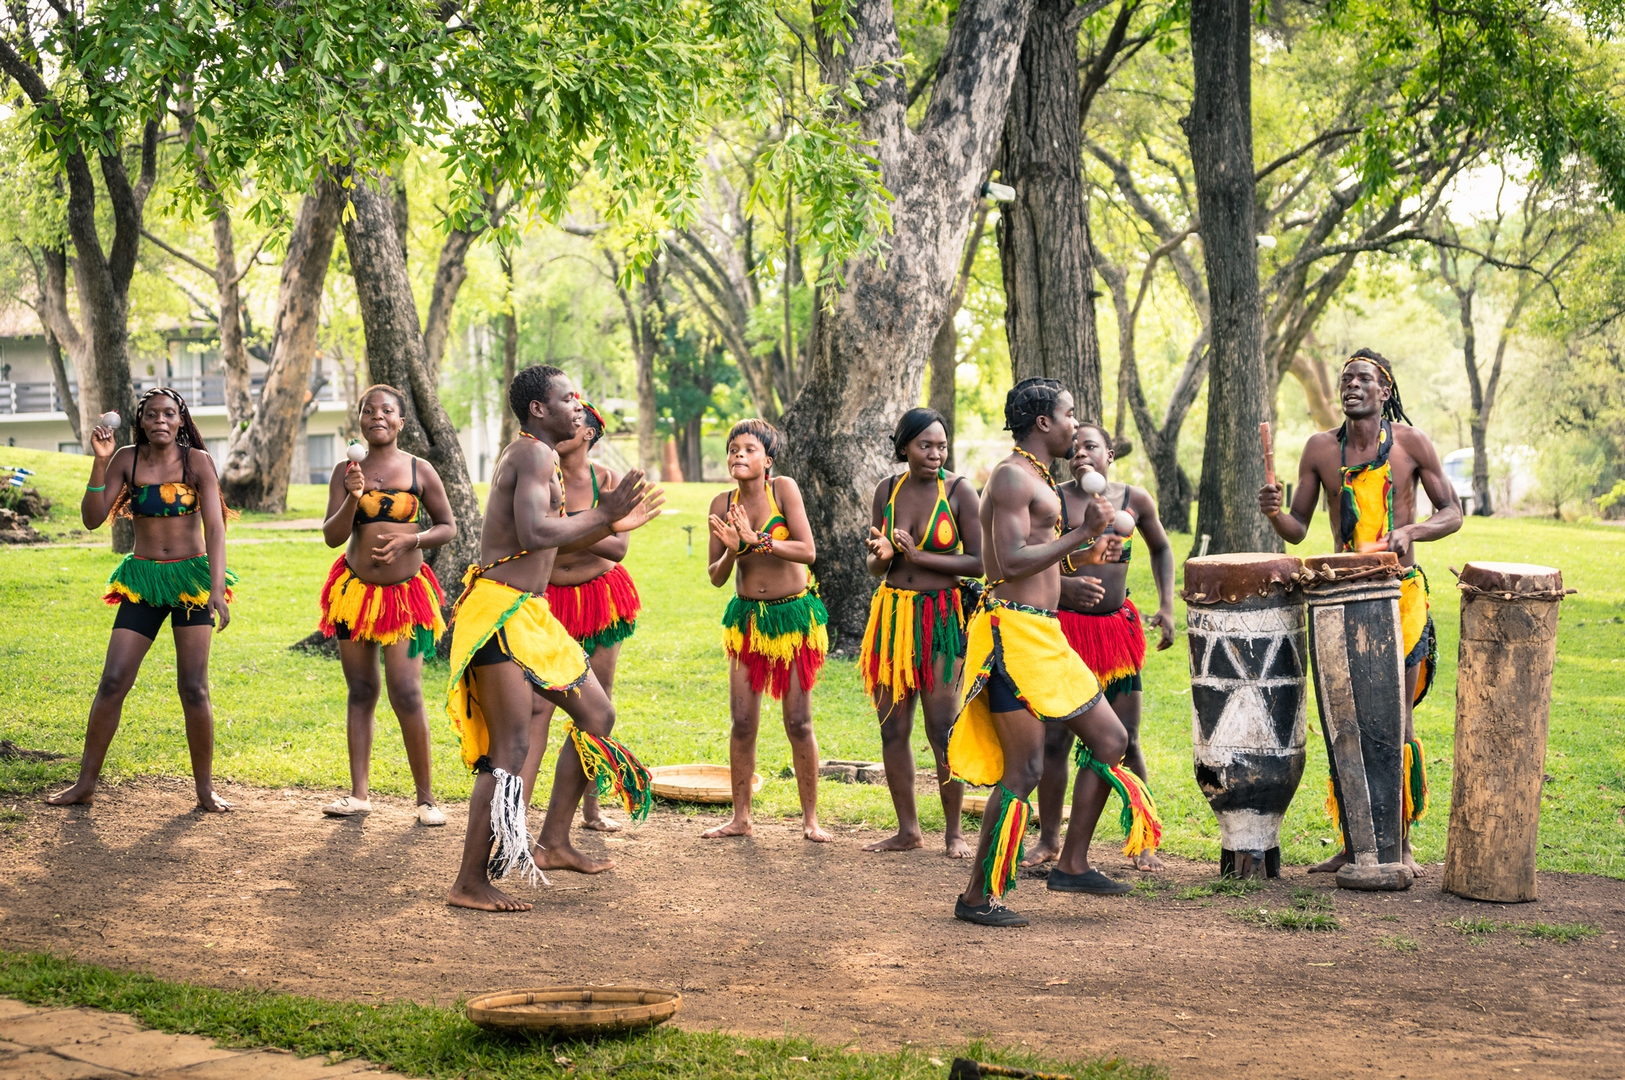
[0, 777, 1620, 1080]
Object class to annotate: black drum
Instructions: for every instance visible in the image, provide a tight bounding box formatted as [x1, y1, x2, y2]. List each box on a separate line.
[1183, 554, 1308, 878]
[1304, 552, 1410, 890]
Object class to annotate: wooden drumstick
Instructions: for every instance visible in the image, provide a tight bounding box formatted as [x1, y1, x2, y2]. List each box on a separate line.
[1260, 421, 1278, 516]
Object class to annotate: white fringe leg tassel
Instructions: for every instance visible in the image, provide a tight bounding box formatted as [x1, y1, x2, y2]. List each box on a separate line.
[487, 768, 548, 887]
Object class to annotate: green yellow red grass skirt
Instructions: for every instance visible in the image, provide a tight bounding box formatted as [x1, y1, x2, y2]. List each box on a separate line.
[317, 555, 446, 659]
[103, 553, 236, 612]
[858, 582, 965, 705]
[1057, 599, 1146, 702]
[545, 564, 641, 655]
[722, 588, 829, 699]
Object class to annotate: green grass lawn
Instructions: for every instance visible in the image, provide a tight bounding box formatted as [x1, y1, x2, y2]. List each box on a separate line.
[1, 447, 1621, 878]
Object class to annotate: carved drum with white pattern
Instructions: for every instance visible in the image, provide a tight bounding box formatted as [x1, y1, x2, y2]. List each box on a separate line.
[1182, 554, 1308, 879]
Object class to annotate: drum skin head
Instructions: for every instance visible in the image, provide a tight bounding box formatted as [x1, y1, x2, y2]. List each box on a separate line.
[1303, 551, 1399, 575]
[1183, 553, 1304, 604]
[1457, 561, 1562, 594]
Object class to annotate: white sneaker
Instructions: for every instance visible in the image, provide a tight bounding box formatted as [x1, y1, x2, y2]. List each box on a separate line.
[416, 802, 447, 827]
[322, 795, 371, 817]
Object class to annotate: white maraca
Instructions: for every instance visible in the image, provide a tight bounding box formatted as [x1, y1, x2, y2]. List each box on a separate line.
[1078, 469, 1107, 495]
[99, 411, 120, 430]
[345, 441, 368, 465]
[1113, 510, 1136, 536]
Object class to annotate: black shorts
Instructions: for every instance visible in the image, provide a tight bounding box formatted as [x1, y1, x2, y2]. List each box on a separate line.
[112, 598, 213, 640]
[469, 631, 513, 668]
[986, 656, 1025, 714]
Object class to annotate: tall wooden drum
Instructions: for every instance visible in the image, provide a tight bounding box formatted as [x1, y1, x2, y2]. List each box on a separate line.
[1183, 554, 1308, 878]
[1304, 552, 1410, 891]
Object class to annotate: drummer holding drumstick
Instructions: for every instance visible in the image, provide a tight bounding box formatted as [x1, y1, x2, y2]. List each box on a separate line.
[1258, 348, 1461, 878]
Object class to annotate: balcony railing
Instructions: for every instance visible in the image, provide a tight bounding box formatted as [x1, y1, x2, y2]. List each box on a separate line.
[0, 375, 342, 416]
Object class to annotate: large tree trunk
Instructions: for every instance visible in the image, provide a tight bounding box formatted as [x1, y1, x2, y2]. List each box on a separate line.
[344, 172, 484, 587]
[1186, 0, 1277, 556]
[222, 170, 347, 510]
[780, 0, 1035, 645]
[927, 315, 958, 466]
[997, 0, 1102, 420]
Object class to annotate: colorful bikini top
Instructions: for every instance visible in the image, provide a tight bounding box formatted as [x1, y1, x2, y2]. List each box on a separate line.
[1337, 418, 1394, 552]
[882, 468, 961, 553]
[729, 477, 791, 542]
[1061, 482, 1134, 571]
[354, 457, 421, 527]
[564, 463, 602, 517]
[130, 480, 200, 517]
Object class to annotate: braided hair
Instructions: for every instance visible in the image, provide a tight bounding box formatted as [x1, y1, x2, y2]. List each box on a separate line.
[1004, 377, 1064, 440]
[1345, 348, 1412, 425]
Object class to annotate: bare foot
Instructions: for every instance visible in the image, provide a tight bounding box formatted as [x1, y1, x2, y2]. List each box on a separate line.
[197, 792, 233, 813]
[44, 785, 94, 807]
[1019, 841, 1060, 869]
[803, 822, 833, 843]
[702, 818, 753, 839]
[580, 814, 624, 833]
[1402, 850, 1426, 879]
[533, 842, 616, 874]
[1309, 849, 1351, 874]
[447, 880, 533, 912]
[944, 834, 973, 859]
[1134, 849, 1164, 872]
[862, 831, 923, 853]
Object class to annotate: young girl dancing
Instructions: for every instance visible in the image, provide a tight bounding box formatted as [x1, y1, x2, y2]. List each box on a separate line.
[859, 408, 982, 856]
[704, 419, 830, 842]
[317, 384, 457, 825]
[48, 387, 235, 812]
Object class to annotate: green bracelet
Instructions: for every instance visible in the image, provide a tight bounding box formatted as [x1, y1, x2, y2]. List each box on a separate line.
[85, 484, 105, 492]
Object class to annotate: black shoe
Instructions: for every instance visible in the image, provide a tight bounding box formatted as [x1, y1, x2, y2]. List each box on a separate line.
[954, 896, 1030, 927]
[1046, 867, 1134, 894]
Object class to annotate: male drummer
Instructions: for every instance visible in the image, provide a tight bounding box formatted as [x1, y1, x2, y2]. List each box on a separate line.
[1258, 348, 1461, 877]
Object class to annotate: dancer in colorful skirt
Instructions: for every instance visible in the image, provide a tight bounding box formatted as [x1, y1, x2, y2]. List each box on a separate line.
[517, 399, 640, 832]
[317, 385, 456, 825]
[48, 388, 235, 812]
[704, 418, 831, 842]
[1022, 422, 1176, 872]
[948, 379, 1162, 927]
[444, 365, 664, 912]
[859, 408, 982, 856]
[1259, 347, 1461, 877]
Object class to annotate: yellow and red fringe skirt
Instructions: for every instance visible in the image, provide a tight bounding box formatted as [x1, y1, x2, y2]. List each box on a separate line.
[722, 588, 829, 699]
[858, 582, 965, 705]
[545, 563, 641, 655]
[317, 555, 446, 659]
[1057, 599, 1146, 702]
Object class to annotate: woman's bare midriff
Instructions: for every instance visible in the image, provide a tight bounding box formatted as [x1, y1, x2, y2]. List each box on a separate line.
[131, 515, 206, 561]
[735, 556, 807, 601]
[550, 550, 617, 588]
[1064, 561, 1129, 614]
[345, 521, 424, 586]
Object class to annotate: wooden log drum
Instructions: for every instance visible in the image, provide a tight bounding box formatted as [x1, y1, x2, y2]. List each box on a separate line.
[1303, 551, 1411, 891]
[1443, 562, 1567, 903]
[1183, 554, 1308, 879]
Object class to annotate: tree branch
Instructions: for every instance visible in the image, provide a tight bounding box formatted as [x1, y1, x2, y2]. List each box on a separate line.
[140, 227, 220, 280]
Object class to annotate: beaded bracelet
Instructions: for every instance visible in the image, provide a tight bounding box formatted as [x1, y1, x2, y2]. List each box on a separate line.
[746, 536, 774, 557]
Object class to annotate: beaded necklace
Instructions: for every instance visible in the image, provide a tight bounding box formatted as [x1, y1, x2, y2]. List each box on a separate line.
[1011, 445, 1063, 539]
[519, 431, 566, 517]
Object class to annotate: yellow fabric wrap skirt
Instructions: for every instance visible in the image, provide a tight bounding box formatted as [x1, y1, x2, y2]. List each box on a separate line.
[445, 576, 589, 771]
[1399, 565, 1436, 705]
[947, 600, 1104, 787]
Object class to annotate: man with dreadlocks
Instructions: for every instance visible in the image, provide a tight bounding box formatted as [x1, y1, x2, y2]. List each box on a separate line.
[1259, 347, 1461, 878]
[49, 387, 236, 812]
[947, 378, 1163, 927]
[444, 366, 664, 912]
[517, 399, 641, 834]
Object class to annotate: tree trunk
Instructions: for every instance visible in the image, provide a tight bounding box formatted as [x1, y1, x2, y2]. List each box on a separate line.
[1186, 0, 1276, 556]
[636, 263, 664, 477]
[222, 171, 347, 510]
[997, 0, 1102, 420]
[44, 328, 81, 445]
[927, 315, 958, 467]
[35, 245, 91, 444]
[497, 242, 519, 448]
[1288, 349, 1339, 431]
[682, 413, 704, 483]
[425, 227, 478, 377]
[781, 0, 1035, 645]
[344, 171, 484, 587]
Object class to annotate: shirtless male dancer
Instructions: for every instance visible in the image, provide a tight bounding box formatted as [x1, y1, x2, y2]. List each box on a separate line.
[949, 378, 1160, 927]
[444, 365, 664, 912]
[1258, 348, 1460, 878]
[1023, 422, 1176, 872]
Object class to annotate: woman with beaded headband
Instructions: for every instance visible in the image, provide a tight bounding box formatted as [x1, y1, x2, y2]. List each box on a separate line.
[48, 387, 236, 812]
[517, 398, 641, 833]
[704, 418, 832, 842]
[859, 407, 983, 857]
[317, 384, 457, 825]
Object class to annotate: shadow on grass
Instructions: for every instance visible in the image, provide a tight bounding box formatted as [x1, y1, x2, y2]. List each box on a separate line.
[0, 951, 1166, 1080]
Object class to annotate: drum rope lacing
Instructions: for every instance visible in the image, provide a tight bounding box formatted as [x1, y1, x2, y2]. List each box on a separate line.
[1448, 566, 1576, 603]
